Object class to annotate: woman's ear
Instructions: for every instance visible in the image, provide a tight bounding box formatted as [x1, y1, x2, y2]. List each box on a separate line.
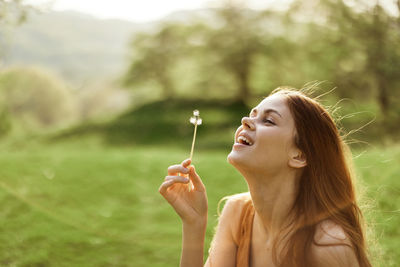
[288, 149, 307, 168]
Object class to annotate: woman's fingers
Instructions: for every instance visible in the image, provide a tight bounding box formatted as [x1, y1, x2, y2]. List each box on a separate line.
[164, 175, 190, 183]
[168, 164, 189, 175]
[182, 158, 191, 168]
[188, 165, 205, 192]
[159, 180, 175, 198]
[159, 175, 190, 196]
[166, 159, 191, 176]
[163, 159, 205, 193]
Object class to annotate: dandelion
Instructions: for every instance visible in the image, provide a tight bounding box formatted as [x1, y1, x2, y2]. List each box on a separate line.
[189, 109, 202, 161]
[187, 109, 202, 191]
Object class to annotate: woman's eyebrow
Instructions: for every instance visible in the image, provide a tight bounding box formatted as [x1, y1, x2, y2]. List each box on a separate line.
[264, 109, 282, 118]
[250, 108, 282, 118]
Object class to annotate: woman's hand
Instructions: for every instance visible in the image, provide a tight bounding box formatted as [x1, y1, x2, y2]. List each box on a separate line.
[159, 159, 208, 226]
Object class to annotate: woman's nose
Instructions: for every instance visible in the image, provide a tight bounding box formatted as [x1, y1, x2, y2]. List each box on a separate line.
[241, 117, 255, 130]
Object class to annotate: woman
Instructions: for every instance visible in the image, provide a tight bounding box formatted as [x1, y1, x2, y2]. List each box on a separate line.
[159, 88, 372, 267]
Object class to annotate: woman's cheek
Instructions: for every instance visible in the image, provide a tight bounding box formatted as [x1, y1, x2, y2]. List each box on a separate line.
[258, 130, 289, 156]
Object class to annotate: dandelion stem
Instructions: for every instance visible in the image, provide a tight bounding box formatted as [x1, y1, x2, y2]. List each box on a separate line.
[188, 110, 201, 192]
[190, 122, 198, 161]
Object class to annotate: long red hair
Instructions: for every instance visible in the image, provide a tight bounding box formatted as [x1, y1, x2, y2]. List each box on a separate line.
[270, 88, 371, 267]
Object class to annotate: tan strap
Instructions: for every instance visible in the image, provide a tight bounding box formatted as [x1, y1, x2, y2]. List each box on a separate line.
[236, 200, 255, 267]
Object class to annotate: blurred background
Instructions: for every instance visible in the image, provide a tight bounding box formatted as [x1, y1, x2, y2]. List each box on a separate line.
[0, 0, 399, 266]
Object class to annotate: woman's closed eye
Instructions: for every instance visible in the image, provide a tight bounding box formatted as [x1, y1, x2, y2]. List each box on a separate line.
[263, 118, 275, 125]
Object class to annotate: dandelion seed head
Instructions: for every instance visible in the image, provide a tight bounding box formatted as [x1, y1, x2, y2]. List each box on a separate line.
[190, 109, 202, 125]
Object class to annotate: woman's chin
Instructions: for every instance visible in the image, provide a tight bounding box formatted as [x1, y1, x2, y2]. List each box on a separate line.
[227, 152, 253, 177]
[227, 150, 242, 166]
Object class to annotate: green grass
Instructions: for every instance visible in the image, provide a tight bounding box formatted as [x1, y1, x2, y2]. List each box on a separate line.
[353, 144, 400, 266]
[0, 140, 398, 266]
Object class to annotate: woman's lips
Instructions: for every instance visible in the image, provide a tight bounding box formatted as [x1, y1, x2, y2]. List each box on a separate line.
[233, 143, 250, 149]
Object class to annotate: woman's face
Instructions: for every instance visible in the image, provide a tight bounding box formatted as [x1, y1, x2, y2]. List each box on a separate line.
[227, 94, 299, 175]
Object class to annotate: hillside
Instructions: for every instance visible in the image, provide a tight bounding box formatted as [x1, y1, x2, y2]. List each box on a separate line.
[1, 9, 216, 85]
[2, 11, 145, 84]
[53, 98, 250, 149]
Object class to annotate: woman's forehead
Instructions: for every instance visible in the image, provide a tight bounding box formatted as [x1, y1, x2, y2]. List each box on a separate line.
[253, 94, 289, 115]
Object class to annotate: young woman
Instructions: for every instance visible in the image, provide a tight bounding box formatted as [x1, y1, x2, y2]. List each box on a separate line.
[159, 88, 372, 267]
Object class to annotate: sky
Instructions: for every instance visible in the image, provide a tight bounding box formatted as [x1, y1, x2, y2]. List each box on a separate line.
[27, 0, 399, 23]
[26, 0, 293, 23]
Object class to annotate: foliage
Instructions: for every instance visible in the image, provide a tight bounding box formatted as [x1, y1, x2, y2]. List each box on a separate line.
[202, 5, 266, 101]
[0, 0, 30, 26]
[124, 0, 400, 133]
[0, 66, 77, 135]
[124, 23, 193, 99]
[289, 0, 400, 115]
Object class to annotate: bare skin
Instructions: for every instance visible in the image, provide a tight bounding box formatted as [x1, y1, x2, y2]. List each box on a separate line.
[159, 95, 360, 267]
[159, 159, 207, 267]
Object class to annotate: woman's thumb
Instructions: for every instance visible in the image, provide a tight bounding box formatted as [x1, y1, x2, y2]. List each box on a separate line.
[189, 165, 205, 191]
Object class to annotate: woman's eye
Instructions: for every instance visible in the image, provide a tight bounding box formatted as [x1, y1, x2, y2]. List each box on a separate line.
[263, 119, 275, 125]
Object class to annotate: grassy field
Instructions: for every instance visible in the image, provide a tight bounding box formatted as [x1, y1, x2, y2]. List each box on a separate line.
[0, 139, 398, 266]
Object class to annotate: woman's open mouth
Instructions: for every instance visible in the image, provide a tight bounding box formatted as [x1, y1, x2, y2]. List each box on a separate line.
[237, 135, 253, 146]
[234, 133, 254, 148]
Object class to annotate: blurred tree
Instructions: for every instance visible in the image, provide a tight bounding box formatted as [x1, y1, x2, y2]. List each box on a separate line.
[289, 0, 400, 117]
[122, 0, 399, 136]
[123, 3, 269, 102]
[124, 23, 190, 99]
[0, 0, 29, 25]
[205, 3, 264, 102]
[362, 3, 400, 116]
[0, 66, 77, 134]
[0, 0, 33, 135]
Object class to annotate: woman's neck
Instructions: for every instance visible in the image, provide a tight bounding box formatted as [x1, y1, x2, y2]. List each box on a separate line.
[245, 169, 299, 241]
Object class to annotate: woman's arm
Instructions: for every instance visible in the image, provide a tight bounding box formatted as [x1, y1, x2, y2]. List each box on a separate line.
[181, 220, 207, 267]
[159, 159, 208, 267]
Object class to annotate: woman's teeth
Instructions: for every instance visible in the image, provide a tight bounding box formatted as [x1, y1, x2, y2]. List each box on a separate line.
[238, 136, 253, 146]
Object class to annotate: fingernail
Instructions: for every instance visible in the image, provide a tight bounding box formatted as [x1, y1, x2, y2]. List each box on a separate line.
[184, 177, 189, 182]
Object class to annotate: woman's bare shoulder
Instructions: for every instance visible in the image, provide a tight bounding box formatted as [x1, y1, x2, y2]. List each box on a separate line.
[221, 192, 252, 213]
[225, 192, 252, 203]
[218, 192, 251, 242]
[314, 219, 349, 246]
[205, 193, 252, 267]
[311, 220, 359, 267]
